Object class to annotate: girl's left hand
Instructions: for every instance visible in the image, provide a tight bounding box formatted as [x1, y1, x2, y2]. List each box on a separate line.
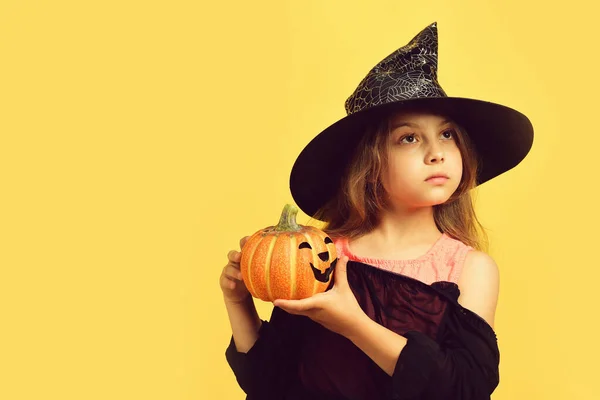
[273, 256, 366, 338]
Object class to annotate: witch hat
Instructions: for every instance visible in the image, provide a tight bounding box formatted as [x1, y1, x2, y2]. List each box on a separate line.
[289, 22, 533, 218]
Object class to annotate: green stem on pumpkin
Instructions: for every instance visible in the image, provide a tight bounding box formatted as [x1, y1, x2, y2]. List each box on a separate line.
[274, 204, 300, 231]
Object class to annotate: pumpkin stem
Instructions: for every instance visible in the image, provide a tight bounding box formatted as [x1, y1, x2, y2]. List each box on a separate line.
[275, 204, 300, 231]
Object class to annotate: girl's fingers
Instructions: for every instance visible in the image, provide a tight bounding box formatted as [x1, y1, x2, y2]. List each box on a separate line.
[225, 265, 243, 280]
[274, 296, 317, 312]
[219, 237, 250, 294]
[220, 271, 239, 289]
[333, 256, 349, 288]
[220, 265, 242, 292]
[227, 250, 241, 263]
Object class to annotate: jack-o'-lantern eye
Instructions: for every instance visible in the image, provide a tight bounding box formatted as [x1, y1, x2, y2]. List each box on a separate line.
[299, 237, 335, 262]
[298, 236, 333, 250]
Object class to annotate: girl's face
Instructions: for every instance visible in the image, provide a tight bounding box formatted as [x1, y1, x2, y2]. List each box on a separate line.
[381, 110, 463, 210]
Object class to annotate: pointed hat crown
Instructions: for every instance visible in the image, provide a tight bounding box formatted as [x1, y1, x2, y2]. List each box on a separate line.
[344, 22, 446, 115]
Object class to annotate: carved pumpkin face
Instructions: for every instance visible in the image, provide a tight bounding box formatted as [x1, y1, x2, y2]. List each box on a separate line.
[240, 205, 339, 301]
[298, 237, 338, 283]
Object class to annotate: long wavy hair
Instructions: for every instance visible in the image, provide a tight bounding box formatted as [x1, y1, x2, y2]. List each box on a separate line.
[311, 106, 489, 252]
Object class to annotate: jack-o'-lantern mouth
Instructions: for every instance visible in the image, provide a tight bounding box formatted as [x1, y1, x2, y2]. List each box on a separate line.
[298, 236, 337, 283]
[310, 258, 337, 283]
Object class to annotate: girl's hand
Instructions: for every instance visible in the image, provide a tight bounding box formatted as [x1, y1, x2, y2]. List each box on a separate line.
[220, 236, 251, 304]
[273, 256, 366, 338]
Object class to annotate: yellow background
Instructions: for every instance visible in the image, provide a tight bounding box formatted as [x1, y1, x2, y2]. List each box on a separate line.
[1, 1, 598, 399]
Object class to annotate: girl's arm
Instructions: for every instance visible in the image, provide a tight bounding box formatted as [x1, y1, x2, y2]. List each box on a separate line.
[220, 239, 262, 353]
[346, 314, 407, 376]
[222, 241, 306, 398]
[347, 251, 499, 376]
[224, 296, 262, 353]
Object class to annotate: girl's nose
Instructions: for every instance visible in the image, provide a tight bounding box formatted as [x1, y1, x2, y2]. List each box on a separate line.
[426, 145, 444, 163]
[429, 153, 444, 163]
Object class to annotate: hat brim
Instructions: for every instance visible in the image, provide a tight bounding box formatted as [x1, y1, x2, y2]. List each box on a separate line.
[289, 97, 534, 218]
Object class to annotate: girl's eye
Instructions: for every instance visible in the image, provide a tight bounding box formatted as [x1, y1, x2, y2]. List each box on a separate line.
[398, 130, 455, 144]
[441, 129, 455, 140]
[399, 134, 416, 144]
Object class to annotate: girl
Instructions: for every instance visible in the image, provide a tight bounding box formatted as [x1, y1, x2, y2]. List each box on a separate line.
[220, 22, 533, 400]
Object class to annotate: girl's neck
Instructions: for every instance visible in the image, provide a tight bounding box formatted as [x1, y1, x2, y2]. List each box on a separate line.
[374, 205, 441, 239]
[350, 205, 442, 259]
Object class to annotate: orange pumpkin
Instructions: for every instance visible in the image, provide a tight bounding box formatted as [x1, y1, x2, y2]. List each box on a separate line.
[240, 204, 338, 301]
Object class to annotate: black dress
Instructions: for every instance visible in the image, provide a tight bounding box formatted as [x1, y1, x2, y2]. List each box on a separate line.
[225, 260, 500, 400]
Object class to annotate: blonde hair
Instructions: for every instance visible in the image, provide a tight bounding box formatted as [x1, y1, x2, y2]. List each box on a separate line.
[311, 106, 489, 252]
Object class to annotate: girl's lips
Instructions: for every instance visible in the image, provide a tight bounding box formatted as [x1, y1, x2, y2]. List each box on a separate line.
[425, 177, 449, 184]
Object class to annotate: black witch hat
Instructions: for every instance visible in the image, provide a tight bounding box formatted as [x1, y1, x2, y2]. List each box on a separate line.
[289, 22, 534, 218]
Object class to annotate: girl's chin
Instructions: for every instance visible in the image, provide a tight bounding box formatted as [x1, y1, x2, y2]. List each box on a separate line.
[387, 196, 452, 210]
[385, 186, 457, 207]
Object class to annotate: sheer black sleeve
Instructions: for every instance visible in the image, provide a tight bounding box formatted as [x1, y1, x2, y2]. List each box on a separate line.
[225, 306, 308, 399]
[389, 306, 500, 400]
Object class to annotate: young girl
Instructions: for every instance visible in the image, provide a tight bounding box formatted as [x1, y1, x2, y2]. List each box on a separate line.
[220, 22, 533, 400]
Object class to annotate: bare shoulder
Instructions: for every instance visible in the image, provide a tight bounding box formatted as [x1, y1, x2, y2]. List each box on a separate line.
[456, 250, 500, 329]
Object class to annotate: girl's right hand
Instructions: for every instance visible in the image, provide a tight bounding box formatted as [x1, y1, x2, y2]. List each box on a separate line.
[220, 236, 251, 304]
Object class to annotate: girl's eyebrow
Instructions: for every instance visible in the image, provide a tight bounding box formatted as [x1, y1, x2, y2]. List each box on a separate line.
[391, 119, 451, 130]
